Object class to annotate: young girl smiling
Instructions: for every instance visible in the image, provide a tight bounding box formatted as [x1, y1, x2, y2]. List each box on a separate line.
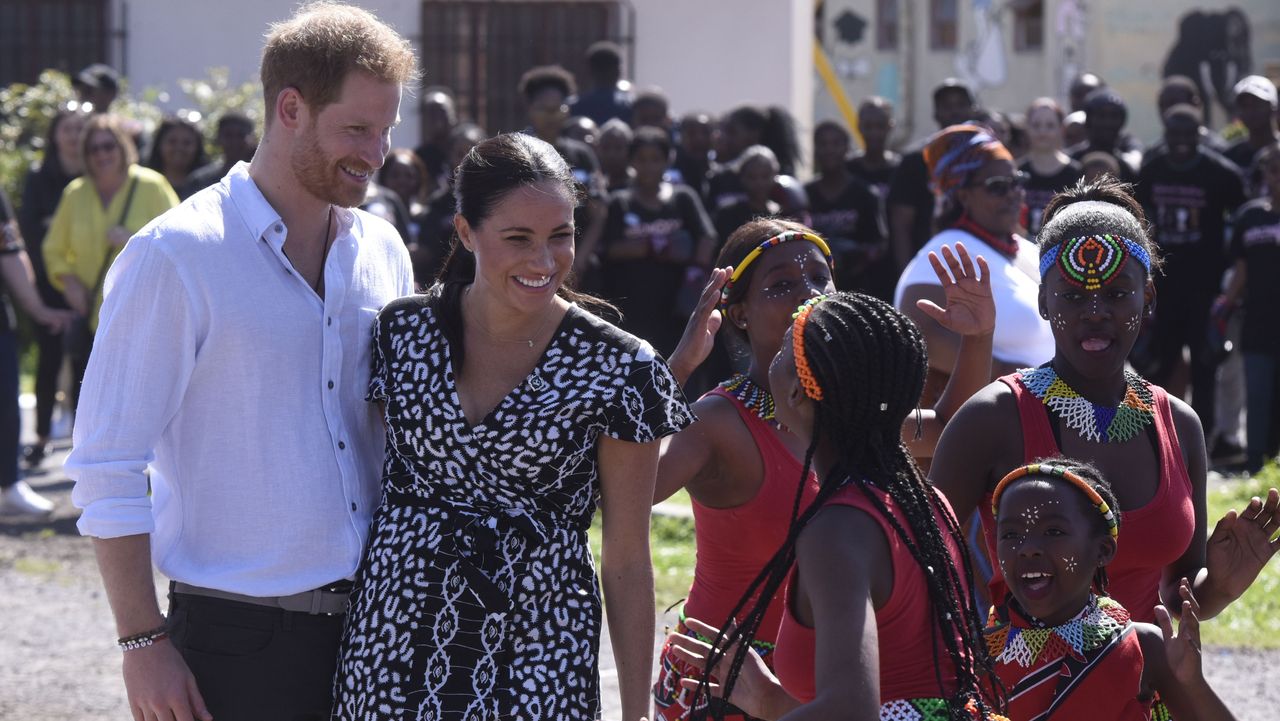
[988, 459, 1238, 720]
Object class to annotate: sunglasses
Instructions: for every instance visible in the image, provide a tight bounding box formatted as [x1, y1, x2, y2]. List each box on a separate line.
[975, 171, 1029, 197]
[87, 141, 120, 156]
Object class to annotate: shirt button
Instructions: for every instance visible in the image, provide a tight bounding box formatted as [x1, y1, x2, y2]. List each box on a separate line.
[274, 224, 283, 233]
[338, 441, 346, 450]
[350, 502, 357, 512]
[327, 317, 332, 326]
[328, 380, 335, 389]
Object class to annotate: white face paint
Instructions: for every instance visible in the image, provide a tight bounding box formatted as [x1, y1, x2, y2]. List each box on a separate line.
[1126, 314, 1140, 332]
[1052, 313, 1068, 331]
[1063, 556, 1078, 572]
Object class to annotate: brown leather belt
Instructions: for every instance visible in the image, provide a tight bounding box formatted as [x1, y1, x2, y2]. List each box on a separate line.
[172, 581, 351, 615]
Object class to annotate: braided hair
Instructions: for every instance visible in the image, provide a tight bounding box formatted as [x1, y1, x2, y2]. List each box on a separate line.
[694, 292, 1004, 720]
[1001, 457, 1123, 595]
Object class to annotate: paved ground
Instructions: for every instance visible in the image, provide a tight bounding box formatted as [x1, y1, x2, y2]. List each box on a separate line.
[2, 418, 1275, 720]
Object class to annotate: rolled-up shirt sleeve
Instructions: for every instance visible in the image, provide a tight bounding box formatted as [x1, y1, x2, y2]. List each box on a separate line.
[68, 235, 200, 538]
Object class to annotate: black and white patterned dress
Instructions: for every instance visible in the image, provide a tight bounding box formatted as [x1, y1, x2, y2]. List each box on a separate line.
[333, 297, 693, 720]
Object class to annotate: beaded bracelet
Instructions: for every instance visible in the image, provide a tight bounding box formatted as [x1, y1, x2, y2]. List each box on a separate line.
[118, 623, 170, 651]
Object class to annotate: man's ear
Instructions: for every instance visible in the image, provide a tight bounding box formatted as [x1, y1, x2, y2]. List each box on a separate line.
[276, 87, 306, 131]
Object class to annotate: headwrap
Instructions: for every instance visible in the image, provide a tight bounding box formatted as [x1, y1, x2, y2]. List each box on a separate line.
[922, 124, 1014, 202]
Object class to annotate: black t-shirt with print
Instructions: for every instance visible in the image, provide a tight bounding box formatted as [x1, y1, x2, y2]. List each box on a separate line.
[599, 184, 715, 355]
[846, 152, 900, 202]
[804, 176, 887, 295]
[1019, 159, 1083, 239]
[885, 149, 935, 258]
[1231, 199, 1280, 353]
[1136, 148, 1246, 294]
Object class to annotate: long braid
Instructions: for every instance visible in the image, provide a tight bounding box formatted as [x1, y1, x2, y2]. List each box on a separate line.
[696, 292, 1006, 720]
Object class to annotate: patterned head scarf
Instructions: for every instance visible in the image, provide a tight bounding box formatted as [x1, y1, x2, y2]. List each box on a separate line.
[922, 124, 1014, 202]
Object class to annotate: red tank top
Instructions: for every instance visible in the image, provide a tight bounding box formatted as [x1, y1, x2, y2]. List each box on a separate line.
[772, 483, 970, 704]
[683, 388, 819, 644]
[983, 372, 1196, 623]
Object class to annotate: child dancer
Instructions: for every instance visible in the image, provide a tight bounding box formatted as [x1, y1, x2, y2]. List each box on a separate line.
[987, 459, 1238, 720]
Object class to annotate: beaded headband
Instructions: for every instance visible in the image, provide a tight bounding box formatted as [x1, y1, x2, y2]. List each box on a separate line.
[992, 463, 1119, 539]
[791, 295, 827, 401]
[1039, 234, 1151, 290]
[720, 231, 834, 309]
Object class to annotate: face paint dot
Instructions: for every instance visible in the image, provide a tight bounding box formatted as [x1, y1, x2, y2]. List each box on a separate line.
[1063, 556, 1078, 572]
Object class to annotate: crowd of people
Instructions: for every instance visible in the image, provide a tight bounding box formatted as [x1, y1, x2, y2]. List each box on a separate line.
[0, 1, 1277, 720]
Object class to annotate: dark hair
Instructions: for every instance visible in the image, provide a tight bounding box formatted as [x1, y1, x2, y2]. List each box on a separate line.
[39, 107, 88, 179]
[216, 111, 253, 134]
[698, 291, 1004, 719]
[933, 78, 977, 107]
[1162, 102, 1203, 126]
[1026, 97, 1065, 124]
[629, 125, 671, 158]
[714, 219, 816, 357]
[586, 40, 623, 75]
[1039, 175, 1163, 276]
[633, 87, 669, 112]
[999, 456, 1122, 594]
[858, 95, 895, 116]
[727, 104, 802, 176]
[814, 119, 851, 144]
[430, 132, 609, 368]
[518, 65, 577, 103]
[1160, 75, 1200, 100]
[377, 148, 428, 201]
[146, 116, 209, 177]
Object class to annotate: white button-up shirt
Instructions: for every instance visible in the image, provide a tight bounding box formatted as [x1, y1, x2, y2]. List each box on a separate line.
[68, 163, 414, 596]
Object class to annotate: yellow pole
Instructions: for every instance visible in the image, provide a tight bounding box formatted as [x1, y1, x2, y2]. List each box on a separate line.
[813, 13, 863, 148]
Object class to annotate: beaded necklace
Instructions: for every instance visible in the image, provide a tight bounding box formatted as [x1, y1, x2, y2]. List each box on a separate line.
[985, 594, 1130, 668]
[1018, 365, 1155, 444]
[720, 373, 779, 429]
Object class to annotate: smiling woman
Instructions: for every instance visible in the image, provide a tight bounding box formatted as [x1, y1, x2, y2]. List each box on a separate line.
[930, 176, 1280, 632]
[332, 132, 694, 721]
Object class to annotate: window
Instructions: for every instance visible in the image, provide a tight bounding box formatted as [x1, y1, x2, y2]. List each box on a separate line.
[876, 0, 899, 51]
[0, 0, 109, 87]
[930, 0, 957, 51]
[421, 0, 633, 138]
[1013, 0, 1044, 52]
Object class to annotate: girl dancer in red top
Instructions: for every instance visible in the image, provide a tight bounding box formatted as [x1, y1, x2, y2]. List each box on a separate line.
[987, 459, 1238, 720]
[667, 292, 1007, 720]
[932, 177, 1280, 624]
[652, 220, 997, 720]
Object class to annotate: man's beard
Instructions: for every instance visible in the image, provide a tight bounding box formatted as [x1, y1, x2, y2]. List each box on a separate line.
[291, 125, 368, 208]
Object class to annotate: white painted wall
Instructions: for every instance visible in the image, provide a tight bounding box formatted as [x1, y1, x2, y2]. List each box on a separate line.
[632, 0, 815, 174]
[114, 0, 424, 145]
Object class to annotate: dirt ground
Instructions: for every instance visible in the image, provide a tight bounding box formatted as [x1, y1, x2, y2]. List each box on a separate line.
[2, 442, 1276, 720]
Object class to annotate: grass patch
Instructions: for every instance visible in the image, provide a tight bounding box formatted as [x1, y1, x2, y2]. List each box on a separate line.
[1200, 470, 1280, 649]
[590, 493, 697, 609]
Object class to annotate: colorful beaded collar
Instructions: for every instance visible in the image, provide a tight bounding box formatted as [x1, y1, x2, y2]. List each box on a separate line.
[1018, 366, 1154, 444]
[720, 373, 779, 429]
[985, 594, 1130, 668]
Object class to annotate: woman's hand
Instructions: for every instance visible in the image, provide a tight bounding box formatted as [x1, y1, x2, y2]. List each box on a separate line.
[914, 242, 995, 339]
[665, 617, 789, 720]
[107, 225, 131, 248]
[61, 276, 90, 317]
[1154, 578, 1205, 685]
[1204, 487, 1280, 603]
[667, 267, 731, 386]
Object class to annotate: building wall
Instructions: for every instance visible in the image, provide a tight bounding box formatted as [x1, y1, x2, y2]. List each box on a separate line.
[114, 0, 423, 145]
[817, 0, 1280, 151]
[632, 0, 814, 171]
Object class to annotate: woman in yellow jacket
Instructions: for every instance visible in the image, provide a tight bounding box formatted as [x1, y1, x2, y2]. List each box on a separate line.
[43, 114, 178, 397]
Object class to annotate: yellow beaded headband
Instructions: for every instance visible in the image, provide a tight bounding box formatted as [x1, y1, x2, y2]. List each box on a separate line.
[720, 231, 834, 309]
[992, 463, 1119, 539]
[791, 295, 827, 401]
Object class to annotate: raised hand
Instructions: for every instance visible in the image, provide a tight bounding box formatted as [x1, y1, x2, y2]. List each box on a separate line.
[1154, 578, 1204, 685]
[667, 268, 731, 386]
[665, 617, 785, 720]
[1205, 487, 1280, 603]
[914, 242, 995, 339]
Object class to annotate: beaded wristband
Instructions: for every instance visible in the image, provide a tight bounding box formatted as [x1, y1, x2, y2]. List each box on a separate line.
[118, 623, 170, 652]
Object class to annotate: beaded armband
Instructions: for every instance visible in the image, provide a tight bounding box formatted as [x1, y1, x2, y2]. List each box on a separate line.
[118, 623, 170, 652]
